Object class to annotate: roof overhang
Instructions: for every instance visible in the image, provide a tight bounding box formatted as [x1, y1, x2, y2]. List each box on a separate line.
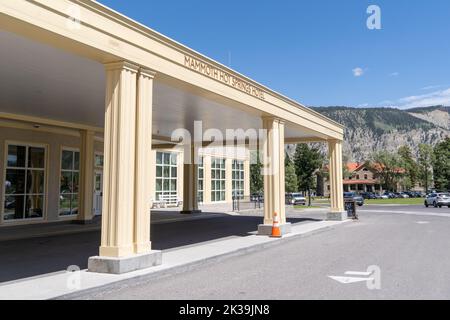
[0, 0, 344, 142]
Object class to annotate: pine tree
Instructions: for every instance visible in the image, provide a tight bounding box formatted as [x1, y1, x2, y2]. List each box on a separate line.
[250, 151, 263, 193]
[294, 144, 324, 206]
[285, 152, 298, 193]
[398, 145, 419, 190]
[371, 151, 403, 192]
[433, 138, 450, 191]
[418, 144, 434, 193]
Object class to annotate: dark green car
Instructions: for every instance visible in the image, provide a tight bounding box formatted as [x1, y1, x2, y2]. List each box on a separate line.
[344, 192, 364, 206]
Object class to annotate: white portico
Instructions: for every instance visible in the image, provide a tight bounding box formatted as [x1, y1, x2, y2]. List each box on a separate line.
[0, 0, 345, 274]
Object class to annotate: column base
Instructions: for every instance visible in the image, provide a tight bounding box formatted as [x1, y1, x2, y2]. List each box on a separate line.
[180, 210, 202, 214]
[257, 223, 292, 236]
[327, 211, 348, 221]
[88, 250, 162, 274]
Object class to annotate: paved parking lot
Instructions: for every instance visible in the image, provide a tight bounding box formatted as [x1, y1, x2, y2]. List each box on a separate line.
[359, 204, 450, 216]
[2, 204, 447, 292]
[81, 205, 450, 300]
[0, 212, 317, 283]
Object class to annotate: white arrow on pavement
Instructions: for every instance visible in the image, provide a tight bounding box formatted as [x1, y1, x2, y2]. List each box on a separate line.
[345, 271, 372, 276]
[328, 276, 374, 284]
[328, 271, 374, 284]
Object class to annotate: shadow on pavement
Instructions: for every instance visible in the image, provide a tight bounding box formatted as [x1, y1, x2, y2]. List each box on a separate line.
[0, 214, 319, 284]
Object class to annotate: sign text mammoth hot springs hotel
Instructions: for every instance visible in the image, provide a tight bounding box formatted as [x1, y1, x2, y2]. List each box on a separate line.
[184, 55, 266, 100]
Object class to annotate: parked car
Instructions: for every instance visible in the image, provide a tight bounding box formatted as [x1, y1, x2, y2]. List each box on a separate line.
[415, 191, 425, 198]
[344, 192, 364, 206]
[286, 193, 306, 206]
[424, 193, 450, 208]
[382, 191, 395, 199]
[360, 192, 376, 200]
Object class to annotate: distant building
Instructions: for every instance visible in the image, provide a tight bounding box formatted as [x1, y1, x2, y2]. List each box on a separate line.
[319, 162, 424, 196]
[320, 162, 383, 196]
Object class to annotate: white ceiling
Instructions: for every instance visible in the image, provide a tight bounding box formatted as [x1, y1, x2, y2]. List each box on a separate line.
[0, 30, 308, 140]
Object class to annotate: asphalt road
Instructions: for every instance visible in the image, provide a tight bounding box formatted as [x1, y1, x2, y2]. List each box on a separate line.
[83, 205, 450, 300]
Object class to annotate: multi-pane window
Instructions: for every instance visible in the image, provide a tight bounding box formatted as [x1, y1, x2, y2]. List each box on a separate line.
[211, 158, 226, 202]
[155, 152, 178, 203]
[59, 149, 80, 216]
[198, 157, 204, 203]
[94, 153, 104, 168]
[3, 144, 46, 221]
[232, 160, 245, 199]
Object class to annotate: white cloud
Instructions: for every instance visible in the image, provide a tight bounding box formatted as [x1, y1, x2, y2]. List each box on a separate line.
[389, 72, 399, 77]
[396, 87, 450, 109]
[421, 84, 443, 91]
[352, 67, 364, 77]
[374, 87, 450, 110]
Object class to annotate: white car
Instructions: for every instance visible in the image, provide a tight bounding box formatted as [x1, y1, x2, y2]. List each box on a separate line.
[286, 193, 307, 205]
[424, 193, 450, 208]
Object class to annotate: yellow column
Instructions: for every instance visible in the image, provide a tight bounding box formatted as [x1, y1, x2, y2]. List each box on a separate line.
[328, 139, 346, 220]
[258, 117, 290, 235]
[77, 129, 95, 223]
[89, 61, 161, 274]
[99, 61, 138, 258]
[134, 68, 156, 253]
[181, 145, 201, 214]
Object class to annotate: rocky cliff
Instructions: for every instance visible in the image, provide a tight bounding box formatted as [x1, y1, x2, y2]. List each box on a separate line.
[286, 106, 450, 162]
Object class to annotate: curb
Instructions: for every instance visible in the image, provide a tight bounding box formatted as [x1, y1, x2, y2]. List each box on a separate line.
[54, 221, 349, 300]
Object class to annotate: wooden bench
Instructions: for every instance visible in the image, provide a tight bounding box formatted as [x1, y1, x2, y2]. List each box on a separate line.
[151, 194, 182, 209]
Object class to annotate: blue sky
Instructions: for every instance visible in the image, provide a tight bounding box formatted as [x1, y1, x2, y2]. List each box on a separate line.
[98, 0, 450, 109]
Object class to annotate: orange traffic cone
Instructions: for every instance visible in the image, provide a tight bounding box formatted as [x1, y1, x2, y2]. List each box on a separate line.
[271, 212, 282, 238]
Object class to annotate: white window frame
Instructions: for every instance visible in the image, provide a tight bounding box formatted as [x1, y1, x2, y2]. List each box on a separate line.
[58, 147, 80, 218]
[232, 160, 245, 200]
[155, 151, 178, 204]
[211, 157, 226, 202]
[94, 152, 104, 169]
[198, 156, 204, 203]
[2, 141, 48, 223]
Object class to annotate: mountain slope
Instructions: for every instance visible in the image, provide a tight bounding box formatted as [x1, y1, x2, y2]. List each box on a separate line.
[308, 106, 450, 162]
[407, 106, 450, 130]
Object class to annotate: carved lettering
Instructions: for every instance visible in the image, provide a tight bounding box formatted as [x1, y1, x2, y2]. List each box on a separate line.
[184, 55, 265, 100]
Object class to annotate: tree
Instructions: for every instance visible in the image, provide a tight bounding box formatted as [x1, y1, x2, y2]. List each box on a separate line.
[433, 138, 450, 191]
[418, 144, 434, 193]
[285, 152, 298, 193]
[371, 151, 403, 192]
[398, 145, 419, 190]
[342, 154, 351, 180]
[294, 144, 324, 206]
[250, 151, 263, 194]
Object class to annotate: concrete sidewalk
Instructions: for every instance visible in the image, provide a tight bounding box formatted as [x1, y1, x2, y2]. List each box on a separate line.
[0, 211, 225, 242]
[0, 219, 349, 300]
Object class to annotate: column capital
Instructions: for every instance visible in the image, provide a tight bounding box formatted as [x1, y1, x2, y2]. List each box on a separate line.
[80, 129, 96, 136]
[139, 68, 157, 79]
[261, 116, 284, 124]
[104, 61, 139, 74]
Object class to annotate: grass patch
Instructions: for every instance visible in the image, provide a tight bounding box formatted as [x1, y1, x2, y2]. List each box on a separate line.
[293, 205, 323, 210]
[365, 198, 424, 205]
